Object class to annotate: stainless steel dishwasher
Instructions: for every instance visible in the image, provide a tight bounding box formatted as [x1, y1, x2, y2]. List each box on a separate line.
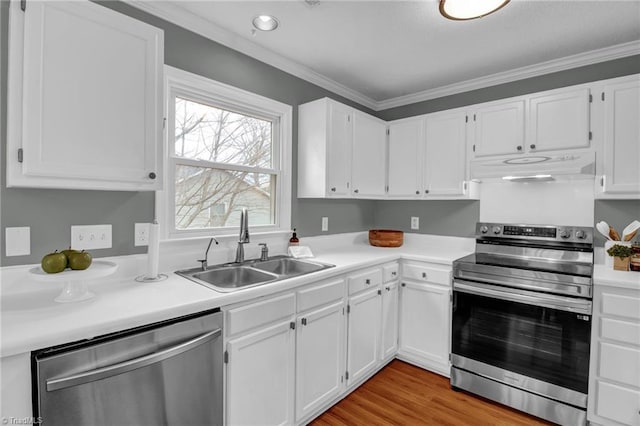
[33, 309, 223, 426]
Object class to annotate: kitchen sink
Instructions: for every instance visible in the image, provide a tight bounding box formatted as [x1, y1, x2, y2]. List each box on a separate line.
[176, 256, 334, 292]
[251, 257, 329, 276]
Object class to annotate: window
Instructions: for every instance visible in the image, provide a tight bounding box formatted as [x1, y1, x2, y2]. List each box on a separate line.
[160, 66, 292, 238]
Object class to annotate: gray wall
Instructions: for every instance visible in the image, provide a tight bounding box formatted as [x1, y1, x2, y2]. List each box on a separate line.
[1, 1, 639, 266]
[595, 200, 640, 246]
[0, 1, 377, 266]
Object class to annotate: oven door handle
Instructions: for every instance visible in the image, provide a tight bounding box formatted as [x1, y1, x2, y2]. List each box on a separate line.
[453, 280, 592, 315]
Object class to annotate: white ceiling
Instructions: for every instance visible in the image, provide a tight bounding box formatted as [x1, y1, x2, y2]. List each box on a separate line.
[131, 0, 640, 109]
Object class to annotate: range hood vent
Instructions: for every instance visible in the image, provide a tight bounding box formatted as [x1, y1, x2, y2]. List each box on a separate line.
[470, 151, 596, 182]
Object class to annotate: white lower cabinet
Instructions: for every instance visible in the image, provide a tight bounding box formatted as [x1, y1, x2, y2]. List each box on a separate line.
[588, 285, 640, 426]
[398, 261, 452, 377]
[295, 280, 346, 422]
[347, 286, 382, 385]
[381, 281, 399, 361]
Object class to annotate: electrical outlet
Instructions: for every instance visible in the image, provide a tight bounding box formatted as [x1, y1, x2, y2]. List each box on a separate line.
[71, 224, 112, 250]
[135, 223, 151, 246]
[321, 217, 329, 232]
[411, 217, 419, 230]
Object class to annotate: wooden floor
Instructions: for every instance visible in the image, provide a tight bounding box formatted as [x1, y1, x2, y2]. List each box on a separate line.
[311, 360, 552, 426]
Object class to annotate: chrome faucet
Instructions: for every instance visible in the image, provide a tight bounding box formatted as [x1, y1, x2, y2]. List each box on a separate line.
[198, 237, 219, 271]
[234, 208, 250, 263]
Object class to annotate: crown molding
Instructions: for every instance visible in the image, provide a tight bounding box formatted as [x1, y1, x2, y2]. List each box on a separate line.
[125, 1, 640, 112]
[375, 40, 640, 110]
[125, 0, 379, 110]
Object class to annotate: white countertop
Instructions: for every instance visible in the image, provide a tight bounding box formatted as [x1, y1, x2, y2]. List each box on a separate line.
[0, 232, 473, 358]
[593, 264, 640, 290]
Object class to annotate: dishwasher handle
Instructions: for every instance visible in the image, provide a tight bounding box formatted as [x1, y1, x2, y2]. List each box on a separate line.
[46, 328, 222, 392]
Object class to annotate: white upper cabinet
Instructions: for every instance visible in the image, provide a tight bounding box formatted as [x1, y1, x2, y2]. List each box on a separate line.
[528, 87, 591, 153]
[387, 117, 424, 198]
[472, 100, 526, 157]
[351, 111, 387, 197]
[424, 109, 468, 197]
[7, 0, 164, 190]
[597, 76, 640, 197]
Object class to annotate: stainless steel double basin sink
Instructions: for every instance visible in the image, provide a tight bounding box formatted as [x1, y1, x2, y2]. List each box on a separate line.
[176, 256, 335, 292]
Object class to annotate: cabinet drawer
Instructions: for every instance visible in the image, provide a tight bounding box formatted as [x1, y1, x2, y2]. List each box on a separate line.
[599, 342, 640, 387]
[602, 291, 640, 320]
[601, 317, 640, 346]
[596, 380, 640, 426]
[402, 262, 450, 286]
[383, 263, 399, 283]
[347, 268, 382, 295]
[226, 293, 295, 336]
[297, 278, 345, 312]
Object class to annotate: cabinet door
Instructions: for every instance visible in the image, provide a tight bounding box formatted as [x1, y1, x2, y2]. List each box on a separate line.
[399, 281, 450, 374]
[528, 87, 591, 152]
[351, 111, 387, 197]
[381, 282, 399, 360]
[601, 79, 640, 195]
[387, 118, 423, 197]
[327, 102, 353, 197]
[473, 100, 525, 157]
[296, 300, 346, 422]
[226, 319, 295, 426]
[11, 1, 162, 189]
[424, 110, 467, 197]
[347, 287, 381, 385]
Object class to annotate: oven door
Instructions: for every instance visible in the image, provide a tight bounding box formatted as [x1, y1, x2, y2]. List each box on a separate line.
[452, 279, 592, 406]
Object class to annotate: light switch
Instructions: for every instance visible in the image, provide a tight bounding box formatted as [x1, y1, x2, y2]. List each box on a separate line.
[321, 217, 329, 232]
[6, 227, 31, 256]
[411, 217, 419, 230]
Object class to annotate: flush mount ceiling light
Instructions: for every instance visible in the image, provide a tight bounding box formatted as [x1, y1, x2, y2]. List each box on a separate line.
[252, 15, 279, 31]
[439, 0, 510, 20]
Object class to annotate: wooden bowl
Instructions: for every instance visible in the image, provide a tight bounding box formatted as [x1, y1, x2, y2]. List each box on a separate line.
[369, 229, 404, 247]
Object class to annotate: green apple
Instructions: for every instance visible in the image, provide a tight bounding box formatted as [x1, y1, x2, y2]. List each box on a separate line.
[61, 247, 79, 267]
[68, 250, 92, 270]
[41, 251, 67, 274]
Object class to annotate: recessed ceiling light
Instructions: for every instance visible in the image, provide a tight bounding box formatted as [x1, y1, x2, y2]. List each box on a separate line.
[252, 15, 279, 32]
[439, 0, 510, 21]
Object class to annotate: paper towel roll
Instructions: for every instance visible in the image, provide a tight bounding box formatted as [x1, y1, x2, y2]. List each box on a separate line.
[147, 221, 160, 279]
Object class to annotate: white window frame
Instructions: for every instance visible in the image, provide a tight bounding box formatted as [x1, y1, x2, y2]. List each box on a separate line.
[158, 66, 292, 239]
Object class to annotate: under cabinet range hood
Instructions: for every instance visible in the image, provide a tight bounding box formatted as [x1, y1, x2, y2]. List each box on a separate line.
[470, 151, 595, 182]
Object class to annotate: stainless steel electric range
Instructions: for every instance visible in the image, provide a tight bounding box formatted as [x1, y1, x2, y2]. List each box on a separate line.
[451, 222, 594, 426]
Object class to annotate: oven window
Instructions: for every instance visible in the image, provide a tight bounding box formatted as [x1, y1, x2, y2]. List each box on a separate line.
[452, 291, 591, 393]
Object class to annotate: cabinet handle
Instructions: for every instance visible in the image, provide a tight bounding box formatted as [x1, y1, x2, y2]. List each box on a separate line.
[354, 189, 359, 194]
[516, 146, 523, 151]
[365, 279, 371, 285]
[385, 286, 390, 291]
[148, 172, 157, 179]
[401, 283, 406, 287]
[391, 271, 397, 276]
[422, 272, 427, 279]
[425, 190, 429, 194]
[377, 289, 382, 295]
[301, 318, 307, 326]
[331, 187, 336, 192]
[415, 190, 420, 195]
[530, 144, 536, 149]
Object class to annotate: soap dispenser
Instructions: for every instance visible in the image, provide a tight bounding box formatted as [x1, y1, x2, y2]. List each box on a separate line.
[289, 228, 299, 246]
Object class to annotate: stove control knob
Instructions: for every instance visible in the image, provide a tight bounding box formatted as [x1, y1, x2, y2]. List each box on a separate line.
[492, 226, 502, 235]
[575, 230, 586, 239]
[560, 229, 571, 239]
[480, 225, 489, 234]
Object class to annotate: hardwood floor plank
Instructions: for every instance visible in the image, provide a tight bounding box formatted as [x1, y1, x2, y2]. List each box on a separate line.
[310, 360, 552, 426]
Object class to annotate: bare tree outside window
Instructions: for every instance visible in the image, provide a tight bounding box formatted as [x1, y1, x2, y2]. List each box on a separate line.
[174, 97, 276, 230]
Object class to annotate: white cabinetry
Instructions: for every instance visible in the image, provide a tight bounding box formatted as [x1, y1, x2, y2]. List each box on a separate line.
[225, 293, 296, 426]
[380, 264, 399, 361]
[7, 0, 164, 190]
[398, 261, 452, 377]
[424, 109, 471, 198]
[596, 76, 640, 198]
[351, 111, 387, 197]
[387, 117, 424, 198]
[588, 285, 640, 426]
[471, 86, 591, 158]
[295, 278, 346, 423]
[346, 267, 383, 385]
[298, 98, 386, 198]
[472, 99, 526, 157]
